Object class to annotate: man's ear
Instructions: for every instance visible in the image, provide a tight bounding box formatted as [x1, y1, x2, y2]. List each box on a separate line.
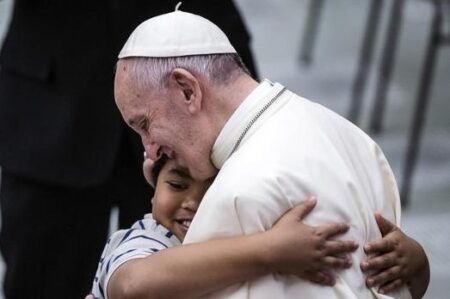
[169, 68, 203, 114]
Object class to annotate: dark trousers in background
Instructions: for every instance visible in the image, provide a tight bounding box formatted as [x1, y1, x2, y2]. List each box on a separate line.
[0, 140, 152, 299]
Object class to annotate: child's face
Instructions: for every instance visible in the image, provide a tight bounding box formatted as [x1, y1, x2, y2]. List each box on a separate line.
[152, 159, 213, 241]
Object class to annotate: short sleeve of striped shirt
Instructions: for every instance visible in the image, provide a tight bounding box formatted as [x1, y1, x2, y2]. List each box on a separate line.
[90, 213, 181, 299]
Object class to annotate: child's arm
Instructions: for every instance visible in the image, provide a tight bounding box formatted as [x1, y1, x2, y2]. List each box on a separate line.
[360, 213, 430, 299]
[108, 197, 358, 299]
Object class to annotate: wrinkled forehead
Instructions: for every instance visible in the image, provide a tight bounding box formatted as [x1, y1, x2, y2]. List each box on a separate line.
[114, 60, 141, 108]
[115, 59, 134, 88]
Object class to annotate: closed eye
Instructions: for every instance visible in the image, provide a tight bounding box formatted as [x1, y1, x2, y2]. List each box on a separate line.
[138, 119, 149, 134]
[166, 181, 188, 191]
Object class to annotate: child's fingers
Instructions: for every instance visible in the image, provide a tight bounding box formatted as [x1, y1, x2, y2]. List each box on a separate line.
[143, 157, 156, 187]
[273, 196, 317, 226]
[292, 196, 317, 220]
[325, 239, 359, 256]
[365, 265, 401, 288]
[318, 222, 350, 239]
[374, 212, 397, 236]
[322, 255, 353, 269]
[361, 251, 397, 271]
[364, 235, 395, 254]
[378, 278, 404, 295]
[305, 271, 336, 286]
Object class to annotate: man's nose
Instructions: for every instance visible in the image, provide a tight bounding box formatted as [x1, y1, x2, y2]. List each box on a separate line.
[145, 143, 162, 161]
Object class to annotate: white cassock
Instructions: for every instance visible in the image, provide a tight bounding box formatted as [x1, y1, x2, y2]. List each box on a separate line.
[184, 80, 412, 299]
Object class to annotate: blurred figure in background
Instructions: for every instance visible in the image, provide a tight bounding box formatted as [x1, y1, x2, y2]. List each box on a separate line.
[0, 1, 257, 298]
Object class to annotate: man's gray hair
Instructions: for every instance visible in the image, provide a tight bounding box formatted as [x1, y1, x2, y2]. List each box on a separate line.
[126, 53, 250, 91]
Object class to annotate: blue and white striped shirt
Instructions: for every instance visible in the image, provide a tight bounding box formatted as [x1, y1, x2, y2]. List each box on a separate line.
[90, 213, 181, 299]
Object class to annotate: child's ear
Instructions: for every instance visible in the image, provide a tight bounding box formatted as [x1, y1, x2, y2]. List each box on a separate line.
[170, 68, 203, 114]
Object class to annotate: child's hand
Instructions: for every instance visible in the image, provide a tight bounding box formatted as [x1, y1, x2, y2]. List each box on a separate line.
[142, 151, 156, 187]
[266, 196, 358, 286]
[360, 213, 428, 296]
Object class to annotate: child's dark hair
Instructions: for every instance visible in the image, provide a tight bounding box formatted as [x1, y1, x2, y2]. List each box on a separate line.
[151, 154, 169, 184]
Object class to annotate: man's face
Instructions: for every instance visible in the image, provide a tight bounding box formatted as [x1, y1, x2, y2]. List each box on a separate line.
[114, 60, 218, 180]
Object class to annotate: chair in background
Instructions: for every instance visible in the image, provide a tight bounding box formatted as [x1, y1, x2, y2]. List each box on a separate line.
[299, 0, 450, 206]
[349, 0, 385, 123]
[365, 0, 449, 205]
[299, 0, 385, 123]
[400, 0, 450, 206]
[368, 0, 406, 133]
[299, 0, 325, 66]
[350, 0, 449, 205]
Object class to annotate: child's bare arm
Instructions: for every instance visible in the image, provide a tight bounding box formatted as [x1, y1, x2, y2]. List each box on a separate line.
[108, 197, 358, 299]
[360, 213, 430, 298]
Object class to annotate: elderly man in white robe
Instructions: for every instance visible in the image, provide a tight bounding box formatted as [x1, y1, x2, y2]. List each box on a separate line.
[113, 7, 429, 299]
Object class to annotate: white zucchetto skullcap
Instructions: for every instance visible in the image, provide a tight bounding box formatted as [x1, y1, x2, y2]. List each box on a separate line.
[118, 4, 236, 58]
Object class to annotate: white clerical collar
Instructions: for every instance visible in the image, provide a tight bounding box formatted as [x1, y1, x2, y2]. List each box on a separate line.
[211, 79, 285, 169]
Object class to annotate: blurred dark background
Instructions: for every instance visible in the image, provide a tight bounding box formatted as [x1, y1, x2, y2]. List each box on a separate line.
[1, 0, 449, 298]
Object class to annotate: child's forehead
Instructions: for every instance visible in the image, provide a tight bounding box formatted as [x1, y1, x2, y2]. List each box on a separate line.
[161, 159, 215, 188]
[163, 160, 191, 178]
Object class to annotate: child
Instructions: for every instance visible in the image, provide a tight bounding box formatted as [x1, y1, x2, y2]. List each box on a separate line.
[89, 156, 428, 299]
